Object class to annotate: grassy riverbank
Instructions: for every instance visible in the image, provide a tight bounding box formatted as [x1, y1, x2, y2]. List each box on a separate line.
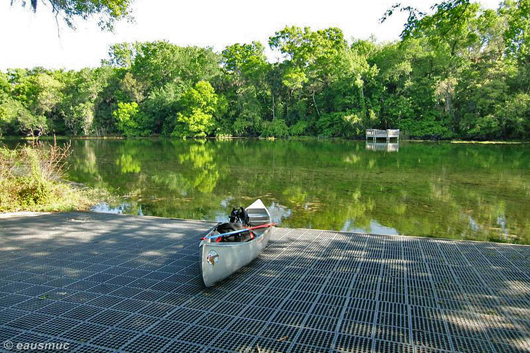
[0, 144, 107, 212]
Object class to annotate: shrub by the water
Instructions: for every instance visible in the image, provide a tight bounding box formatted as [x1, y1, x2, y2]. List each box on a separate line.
[0, 143, 100, 212]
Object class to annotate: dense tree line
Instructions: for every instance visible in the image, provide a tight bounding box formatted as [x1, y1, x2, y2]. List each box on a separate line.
[1, 0, 529, 140]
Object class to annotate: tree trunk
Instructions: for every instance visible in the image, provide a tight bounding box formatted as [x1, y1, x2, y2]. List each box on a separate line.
[445, 87, 451, 114]
[312, 91, 320, 117]
[272, 94, 275, 120]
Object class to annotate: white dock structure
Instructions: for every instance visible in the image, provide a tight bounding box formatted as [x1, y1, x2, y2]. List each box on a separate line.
[366, 128, 400, 142]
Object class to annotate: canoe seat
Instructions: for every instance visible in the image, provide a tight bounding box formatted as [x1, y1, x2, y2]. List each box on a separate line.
[249, 215, 269, 221]
[247, 206, 271, 226]
[249, 217, 270, 226]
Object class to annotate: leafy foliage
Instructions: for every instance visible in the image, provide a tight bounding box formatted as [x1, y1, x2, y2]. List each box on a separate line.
[11, 0, 133, 31]
[172, 81, 218, 138]
[2, 3, 530, 140]
[113, 101, 150, 137]
[261, 119, 289, 138]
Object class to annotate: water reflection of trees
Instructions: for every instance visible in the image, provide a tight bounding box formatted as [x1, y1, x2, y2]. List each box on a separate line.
[66, 140, 530, 244]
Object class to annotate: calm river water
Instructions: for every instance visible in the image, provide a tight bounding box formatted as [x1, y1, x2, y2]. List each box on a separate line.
[62, 139, 530, 244]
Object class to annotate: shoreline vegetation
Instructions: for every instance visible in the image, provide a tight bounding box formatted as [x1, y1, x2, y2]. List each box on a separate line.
[1, 2, 529, 142]
[0, 143, 109, 213]
[1, 135, 529, 145]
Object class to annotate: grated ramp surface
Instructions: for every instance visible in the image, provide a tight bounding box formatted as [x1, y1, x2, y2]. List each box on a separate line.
[0, 212, 529, 352]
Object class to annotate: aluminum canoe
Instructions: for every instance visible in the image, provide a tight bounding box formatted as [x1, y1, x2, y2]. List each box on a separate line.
[199, 199, 273, 287]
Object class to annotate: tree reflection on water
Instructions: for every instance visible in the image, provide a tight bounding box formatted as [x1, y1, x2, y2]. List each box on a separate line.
[66, 139, 530, 245]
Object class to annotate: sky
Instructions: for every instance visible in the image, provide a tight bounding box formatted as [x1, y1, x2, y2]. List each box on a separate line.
[0, 0, 502, 71]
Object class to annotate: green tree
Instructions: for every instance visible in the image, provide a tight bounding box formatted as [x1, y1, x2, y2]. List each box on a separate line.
[269, 26, 375, 136]
[501, 0, 530, 60]
[131, 41, 220, 91]
[0, 72, 13, 136]
[221, 42, 270, 136]
[2, 16, 530, 141]
[5, 68, 63, 137]
[1, 99, 26, 136]
[143, 81, 186, 135]
[12, 0, 133, 31]
[102, 42, 138, 68]
[59, 68, 107, 135]
[172, 81, 218, 138]
[17, 108, 47, 138]
[261, 118, 289, 138]
[92, 67, 125, 135]
[23, 71, 64, 119]
[113, 101, 150, 137]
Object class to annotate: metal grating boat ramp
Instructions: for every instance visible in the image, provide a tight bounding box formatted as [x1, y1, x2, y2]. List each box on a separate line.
[1, 213, 529, 352]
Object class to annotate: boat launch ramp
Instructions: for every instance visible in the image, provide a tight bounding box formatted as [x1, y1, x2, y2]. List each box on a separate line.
[0, 212, 529, 352]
